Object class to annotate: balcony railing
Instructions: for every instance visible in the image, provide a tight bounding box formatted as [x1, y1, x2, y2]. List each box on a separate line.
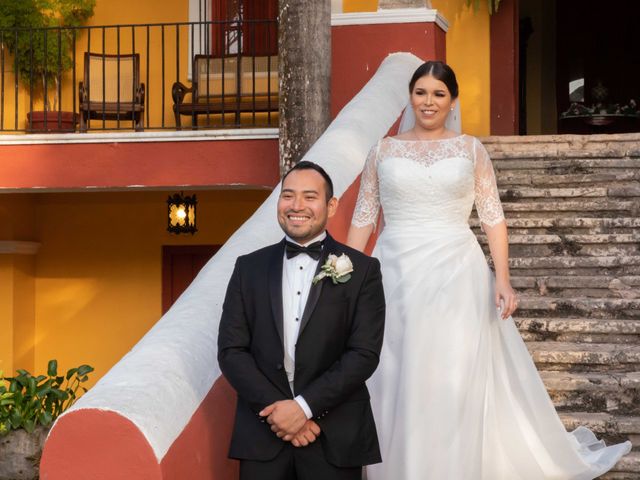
[0, 20, 278, 133]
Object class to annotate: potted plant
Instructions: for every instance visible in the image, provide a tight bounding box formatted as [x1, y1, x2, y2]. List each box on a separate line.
[0, 0, 96, 132]
[0, 360, 93, 480]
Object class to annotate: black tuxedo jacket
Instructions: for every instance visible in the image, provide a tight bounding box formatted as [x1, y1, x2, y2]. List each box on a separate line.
[218, 233, 385, 467]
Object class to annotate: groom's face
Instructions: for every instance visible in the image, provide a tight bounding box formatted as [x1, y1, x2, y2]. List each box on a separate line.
[278, 169, 338, 244]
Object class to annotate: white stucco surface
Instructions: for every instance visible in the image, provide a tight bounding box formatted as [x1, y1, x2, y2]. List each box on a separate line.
[55, 52, 423, 461]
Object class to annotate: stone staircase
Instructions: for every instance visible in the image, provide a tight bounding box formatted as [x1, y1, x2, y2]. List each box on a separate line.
[479, 133, 640, 479]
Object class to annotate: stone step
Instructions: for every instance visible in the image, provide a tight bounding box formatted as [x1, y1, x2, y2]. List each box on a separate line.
[501, 199, 638, 213]
[526, 342, 640, 371]
[559, 412, 640, 449]
[484, 133, 640, 161]
[518, 297, 640, 319]
[481, 236, 639, 258]
[510, 256, 640, 270]
[538, 371, 640, 414]
[498, 186, 640, 199]
[493, 158, 640, 170]
[496, 170, 640, 187]
[517, 318, 640, 343]
[600, 452, 640, 478]
[511, 276, 640, 300]
[470, 217, 640, 230]
[507, 256, 640, 278]
[479, 234, 640, 245]
[513, 276, 640, 289]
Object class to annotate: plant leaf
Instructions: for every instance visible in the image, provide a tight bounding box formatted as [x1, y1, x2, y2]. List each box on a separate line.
[47, 359, 58, 377]
[76, 365, 94, 377]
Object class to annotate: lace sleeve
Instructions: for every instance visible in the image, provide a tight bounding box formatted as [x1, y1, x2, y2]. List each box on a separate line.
[351, 142, 381, 228]
[473, 138, 505, 227]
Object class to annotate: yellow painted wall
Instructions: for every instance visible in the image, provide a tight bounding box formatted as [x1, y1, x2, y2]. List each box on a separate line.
[341, 0, 491, 136]
[0, 189, 269, 385]
[431, 0, 491, 136]
[343, 0, 378, 12]
[0, 254, 36, 375]
[0, 256, 15, 376]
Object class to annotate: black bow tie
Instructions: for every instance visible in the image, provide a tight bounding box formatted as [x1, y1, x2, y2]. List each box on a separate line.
[285, 240, 324, 260]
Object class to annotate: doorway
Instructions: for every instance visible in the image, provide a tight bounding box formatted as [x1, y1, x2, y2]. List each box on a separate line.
[161, 245, 220, 313]
[519, 0, 640, 135]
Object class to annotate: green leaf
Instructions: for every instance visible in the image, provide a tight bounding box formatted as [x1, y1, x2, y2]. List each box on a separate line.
[16, 369, 29, 376]
[65, 367, 78, 380]
[28, 377, 37, 396]
[9, 411, 22, 429]
[336, 274, 351, 284]
[40, 411, 53, 427]
[76, 365, 94, 377]
[36, 385, 52, 398]
[47, 360, 58, 377]
[23, 419, 35, 433]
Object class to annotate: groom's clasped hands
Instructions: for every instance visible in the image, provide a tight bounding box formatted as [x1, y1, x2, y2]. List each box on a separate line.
[259, 400, 322, 447]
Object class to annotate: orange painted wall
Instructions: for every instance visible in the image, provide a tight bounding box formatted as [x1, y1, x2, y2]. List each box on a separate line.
[0, 189, 269, 384]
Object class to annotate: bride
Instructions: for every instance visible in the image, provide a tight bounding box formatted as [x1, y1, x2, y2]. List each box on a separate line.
[346, 61, 631, 479]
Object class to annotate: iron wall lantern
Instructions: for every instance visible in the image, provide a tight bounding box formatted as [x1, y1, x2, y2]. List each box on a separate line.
[167, 192, 197, 234]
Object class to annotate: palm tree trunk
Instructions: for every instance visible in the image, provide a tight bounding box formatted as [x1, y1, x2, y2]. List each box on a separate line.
[278, 0, 331, 173]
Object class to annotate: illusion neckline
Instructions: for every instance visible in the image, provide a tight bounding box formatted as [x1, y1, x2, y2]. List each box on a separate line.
[387, 134, 466, 143]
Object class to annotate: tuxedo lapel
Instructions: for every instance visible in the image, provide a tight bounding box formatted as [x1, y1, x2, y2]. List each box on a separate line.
[298, 233, 337, 336]
[268, 240, 285, 346]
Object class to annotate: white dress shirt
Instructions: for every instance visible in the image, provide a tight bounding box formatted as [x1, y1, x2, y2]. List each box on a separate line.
[282, 231, 327, 419]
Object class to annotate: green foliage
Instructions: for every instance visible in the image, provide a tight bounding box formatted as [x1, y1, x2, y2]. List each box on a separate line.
[0, 360, 93, 436]
[0, 0, 95, 109]
[465, 0, 502, 15]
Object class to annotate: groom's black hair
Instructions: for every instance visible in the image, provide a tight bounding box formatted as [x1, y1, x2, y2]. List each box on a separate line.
[281, 161, 334, 202]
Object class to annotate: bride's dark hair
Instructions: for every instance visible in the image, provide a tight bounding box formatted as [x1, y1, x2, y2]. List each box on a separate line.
[409, 61, 459, 99]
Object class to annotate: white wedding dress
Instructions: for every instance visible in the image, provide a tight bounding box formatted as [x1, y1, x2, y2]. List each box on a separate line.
[353, 135, 632, 479]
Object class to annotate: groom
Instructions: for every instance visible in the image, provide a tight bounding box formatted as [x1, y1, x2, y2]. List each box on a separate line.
[218, 161, 385, 479]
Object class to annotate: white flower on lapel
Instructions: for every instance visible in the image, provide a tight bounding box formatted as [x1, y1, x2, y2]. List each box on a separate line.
[313, 253, 353, 285]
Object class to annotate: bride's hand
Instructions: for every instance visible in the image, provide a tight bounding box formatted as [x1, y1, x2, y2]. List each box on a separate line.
[495, 279, 518, 320]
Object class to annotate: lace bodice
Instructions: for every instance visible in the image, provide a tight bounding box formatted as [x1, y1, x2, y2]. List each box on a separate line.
[352, 135, 505, 229]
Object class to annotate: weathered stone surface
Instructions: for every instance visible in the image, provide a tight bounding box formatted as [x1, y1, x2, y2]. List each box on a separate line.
[479, 234, 640, 245]
[501, 199, 638, 212]
[516, 318, 640, 335]
[599, 452, 640, 478]
[527, 342, 640, 367]
[499, 186, 609, 198]
[0, 427, 48, 480]
[497, 171, 640, 187]
[509, 256, 640, 269]
[518, 297, 640, 319]
[559, 412, 640, 435]
[471, 217, 640, 229]
[481, 134, 639, 471]
[493, 158, 639, 169]
[539, 371, 640, 413]
[513, 276, 640, 289]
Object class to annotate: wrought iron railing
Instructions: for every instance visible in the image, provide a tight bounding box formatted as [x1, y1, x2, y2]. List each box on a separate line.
[0, 20, 278, 133]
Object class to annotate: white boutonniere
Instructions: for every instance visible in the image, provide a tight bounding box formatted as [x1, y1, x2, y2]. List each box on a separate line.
[312, 253, 354, 285]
